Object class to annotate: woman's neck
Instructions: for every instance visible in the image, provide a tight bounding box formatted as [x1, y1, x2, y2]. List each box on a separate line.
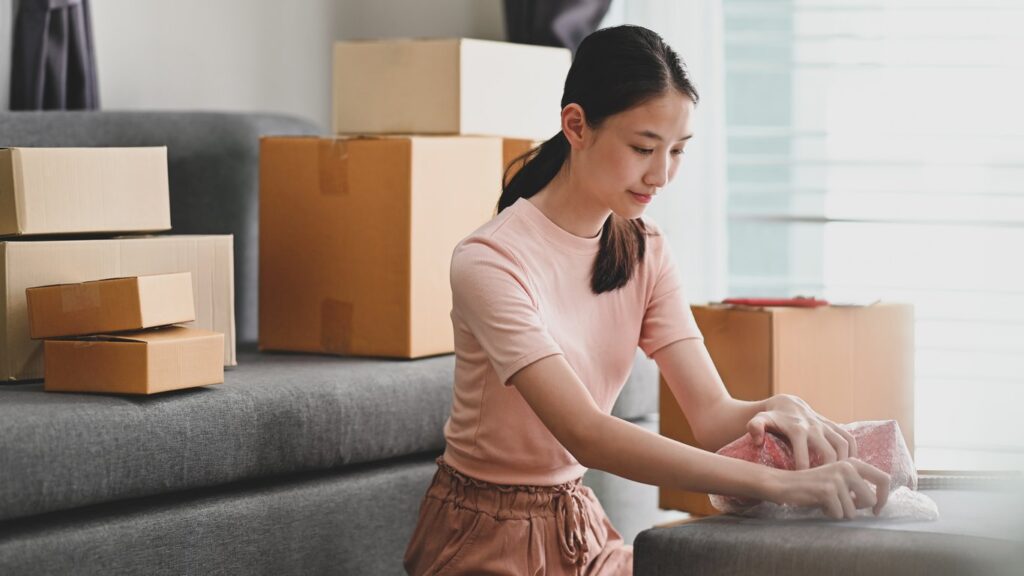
[526, 166, 609, 239]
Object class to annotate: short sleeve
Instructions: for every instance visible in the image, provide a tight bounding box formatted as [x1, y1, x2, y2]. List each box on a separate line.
[638, 234, 704, 358]
[451, 239, 563, 386]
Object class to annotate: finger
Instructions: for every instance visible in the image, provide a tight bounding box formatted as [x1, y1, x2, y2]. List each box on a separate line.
[839, 460, 878, 511]
[850, 459, 891, 515]
[835, 424, 858, 458]
[823, 425, 850, 461]
[788, 427, 810, 470]
[837, 480, 857, 520]
[807, 430, 837, 465]
[746, 414, 770, 445]
[822, 485, 843, 520]
[848, 478, 878, 512]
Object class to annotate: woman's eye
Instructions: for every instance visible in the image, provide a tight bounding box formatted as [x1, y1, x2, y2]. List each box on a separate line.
[671, 148, 685, 156]
[631, 146, 654, 155]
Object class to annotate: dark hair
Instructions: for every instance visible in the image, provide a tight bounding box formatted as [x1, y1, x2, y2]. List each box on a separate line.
[500, 25, 699, 294]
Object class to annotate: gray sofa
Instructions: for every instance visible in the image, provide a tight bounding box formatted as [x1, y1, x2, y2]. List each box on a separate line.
[0, 111, 662, 575]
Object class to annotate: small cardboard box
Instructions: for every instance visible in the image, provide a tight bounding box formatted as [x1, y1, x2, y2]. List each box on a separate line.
[0, 235, 235, 381]
[333, 38, 570, 140]
[659, 302, 915, 516]
[44, 326, 224, 395]
[0, 147, 171, 237]
[259, 135, 500, 358]
[27, 272, 195, 339]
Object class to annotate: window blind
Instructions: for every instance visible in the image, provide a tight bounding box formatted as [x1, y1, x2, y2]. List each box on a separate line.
[723, 0, 1024, 470]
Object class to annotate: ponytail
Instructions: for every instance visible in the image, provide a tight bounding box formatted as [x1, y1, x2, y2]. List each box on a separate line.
[498, 132, 569, 211]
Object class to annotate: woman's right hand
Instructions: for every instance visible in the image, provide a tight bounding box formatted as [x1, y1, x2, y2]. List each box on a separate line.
[766, 458, 892, 519]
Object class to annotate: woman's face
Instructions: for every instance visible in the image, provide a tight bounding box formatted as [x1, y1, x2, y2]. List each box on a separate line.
[573, 90, 695, 219]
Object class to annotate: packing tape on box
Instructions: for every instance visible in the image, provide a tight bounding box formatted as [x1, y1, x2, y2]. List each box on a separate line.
[60, 283, 101, 313]
[318, 139, 349, 196]
[321, 299, 353, 354]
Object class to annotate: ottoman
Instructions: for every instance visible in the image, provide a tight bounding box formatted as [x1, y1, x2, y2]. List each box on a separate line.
[635, 487, 1024, 576]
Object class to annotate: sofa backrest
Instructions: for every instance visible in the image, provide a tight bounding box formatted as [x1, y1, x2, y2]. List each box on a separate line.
[0, 111, 324, 344]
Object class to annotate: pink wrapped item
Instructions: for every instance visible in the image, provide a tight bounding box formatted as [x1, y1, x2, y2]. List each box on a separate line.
[709, 420, 939, 520]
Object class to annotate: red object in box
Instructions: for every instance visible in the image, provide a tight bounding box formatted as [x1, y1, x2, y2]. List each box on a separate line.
[721, 296, 830, 308]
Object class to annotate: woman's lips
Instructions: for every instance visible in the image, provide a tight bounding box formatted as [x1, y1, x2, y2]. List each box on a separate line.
[629, 191, 653, 204]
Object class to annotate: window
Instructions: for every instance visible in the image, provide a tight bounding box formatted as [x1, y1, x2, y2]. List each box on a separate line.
[723, 0, 1024, 470]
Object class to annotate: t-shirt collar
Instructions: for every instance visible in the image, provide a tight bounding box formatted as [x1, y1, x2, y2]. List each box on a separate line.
[514, 197, 602, 254]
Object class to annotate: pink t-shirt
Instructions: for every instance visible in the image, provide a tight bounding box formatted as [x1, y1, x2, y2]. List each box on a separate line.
[442, 196, 704, 485]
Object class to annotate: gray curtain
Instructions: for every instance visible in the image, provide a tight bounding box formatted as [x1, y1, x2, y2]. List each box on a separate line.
[503, 0, 612, 54]
[9, 0, 99, 110]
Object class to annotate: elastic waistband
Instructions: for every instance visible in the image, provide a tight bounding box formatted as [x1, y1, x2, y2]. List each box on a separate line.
[430, 456, 593, 571]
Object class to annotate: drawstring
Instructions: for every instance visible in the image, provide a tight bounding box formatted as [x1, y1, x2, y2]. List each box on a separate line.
[555, 484, 592, 574]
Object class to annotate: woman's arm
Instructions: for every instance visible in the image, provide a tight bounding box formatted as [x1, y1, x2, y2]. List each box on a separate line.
[651, 338, 769, 452]
[510, 352, 891, 518]
[654, 338, 859, 468]
[509, 353, 779, 501]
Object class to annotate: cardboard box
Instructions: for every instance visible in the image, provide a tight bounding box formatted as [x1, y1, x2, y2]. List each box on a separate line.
[0, 235, 235, 381]
[0, 147, 171, 237]
[333, 38, 570, 140]
[659, 302, 915, 516]
[259, 136, 500, 358]
[27, 272, 195, 339]
[44, 326, 224, 394]
[502, 138, 542, 181]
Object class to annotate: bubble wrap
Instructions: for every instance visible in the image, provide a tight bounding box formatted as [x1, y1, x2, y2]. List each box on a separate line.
[708, 420, 940, 521]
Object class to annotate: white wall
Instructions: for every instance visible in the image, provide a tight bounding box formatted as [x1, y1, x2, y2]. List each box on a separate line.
[88, 0, 504, 130]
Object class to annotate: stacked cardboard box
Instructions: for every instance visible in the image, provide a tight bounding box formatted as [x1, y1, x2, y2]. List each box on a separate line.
[659, 302, 915, 515]
[0, 146, 236, 385]
[28, 273, 224, 394]
[260, 38, 570, 358]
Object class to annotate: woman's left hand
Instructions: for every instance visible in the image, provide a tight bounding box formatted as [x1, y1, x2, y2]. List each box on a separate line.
[746, 394, 858, 470]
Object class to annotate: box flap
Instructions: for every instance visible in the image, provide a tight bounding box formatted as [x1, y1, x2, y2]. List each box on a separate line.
[56, 326, 216, 344]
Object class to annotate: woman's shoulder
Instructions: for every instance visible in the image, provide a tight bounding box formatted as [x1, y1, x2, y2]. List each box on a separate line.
[637, 214, 670, 253]
[452, 206, 526, 270]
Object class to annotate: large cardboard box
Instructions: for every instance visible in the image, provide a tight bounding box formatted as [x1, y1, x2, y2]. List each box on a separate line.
[659, 302, 915, 516]
[0, 235, 235, 381]
[27, 272, 195, 339]
[44, 326, 224, 394]
[260, 136, 500, 358]
[0, 147, 171, 237]
[333, 38, 570, 140]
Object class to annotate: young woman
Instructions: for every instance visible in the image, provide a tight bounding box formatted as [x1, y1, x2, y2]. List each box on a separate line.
[404, 25, 891, 576]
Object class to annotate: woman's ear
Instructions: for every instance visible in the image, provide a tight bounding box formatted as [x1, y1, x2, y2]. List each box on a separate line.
[561, 103, 587, 149]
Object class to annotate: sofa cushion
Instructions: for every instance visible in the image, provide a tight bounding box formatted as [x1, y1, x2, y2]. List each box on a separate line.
[0, 347, 658, 522]
[0, 348, 451, 522]
[0, 455, 437, 576]
[0, 111, 325, 345]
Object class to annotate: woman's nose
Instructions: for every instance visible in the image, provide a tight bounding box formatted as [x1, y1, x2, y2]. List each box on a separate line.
[643, 157, 669, 188]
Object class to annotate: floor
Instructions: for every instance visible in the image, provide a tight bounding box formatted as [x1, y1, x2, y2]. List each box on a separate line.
[581, 415, 691, 544]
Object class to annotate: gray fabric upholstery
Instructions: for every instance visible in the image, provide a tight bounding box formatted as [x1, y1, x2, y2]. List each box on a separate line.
[0, 346, 658, 522]
[0, 455, 437, 576]
[615, 348, 659, 420]
[634, 489, 1024, 576]
[0, 110, 325, 344]
[0, 347, 452, 522]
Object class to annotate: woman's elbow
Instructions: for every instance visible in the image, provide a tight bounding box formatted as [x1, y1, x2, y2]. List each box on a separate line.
[566, 412, 608, 469]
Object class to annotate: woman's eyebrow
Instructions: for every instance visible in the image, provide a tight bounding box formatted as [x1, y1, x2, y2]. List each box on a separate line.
[634, 130, 694, 142]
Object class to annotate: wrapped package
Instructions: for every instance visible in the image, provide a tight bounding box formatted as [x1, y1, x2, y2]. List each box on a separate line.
[709, 420, 939, 520]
